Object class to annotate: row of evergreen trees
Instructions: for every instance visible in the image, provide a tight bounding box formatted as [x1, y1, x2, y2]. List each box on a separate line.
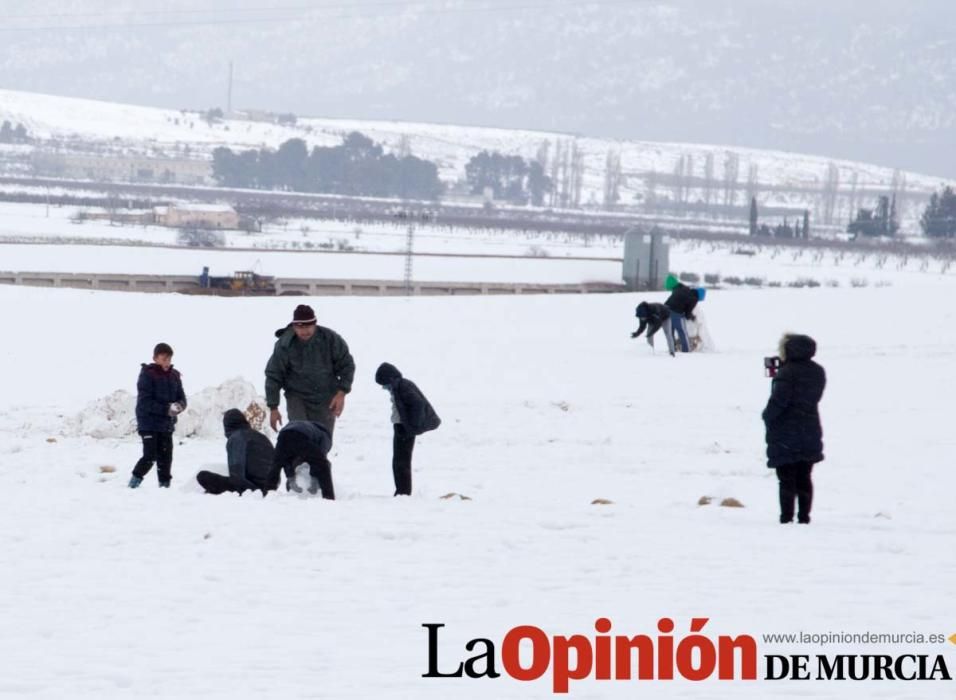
[464, 151, 552, 206]
[0, 121, 29, 144]
[211, 132, 443, 200]
[920, 187, 956, 238]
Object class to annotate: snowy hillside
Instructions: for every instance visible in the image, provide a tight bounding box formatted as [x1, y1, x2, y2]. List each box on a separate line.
[0, 258, 954, 696]
[2, 88, 954, 235]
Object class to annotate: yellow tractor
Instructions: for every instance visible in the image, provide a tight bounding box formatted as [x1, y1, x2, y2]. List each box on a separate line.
[198, 269, 276, 295]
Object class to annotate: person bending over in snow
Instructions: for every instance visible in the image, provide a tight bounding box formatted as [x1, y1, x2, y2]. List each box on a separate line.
[630, 301, 676, 356]
[374, 362, 441, 497]
[663, 274, 700, 353]
[196, 409, 277, 496]
[273, 420, 335, 499]
[762, 333, 826, 524]
[128, 342, 186, 489]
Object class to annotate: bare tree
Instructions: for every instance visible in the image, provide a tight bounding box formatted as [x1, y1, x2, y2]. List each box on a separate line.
[723, 151, 739, 207]
[703, 152, 715, 212]
[396, 134, 412, 158]
[535, 139, 551, 172]
[745, 162, 759, 206]
[603, 148, 622, 210]
[672, 154, 686, 208]
[848, 170, 860, 224]
[644, 169, 658, 210]
[549, 140, 564, 208]
[822, 162, 840, 225]
[570, 140, 584, 209]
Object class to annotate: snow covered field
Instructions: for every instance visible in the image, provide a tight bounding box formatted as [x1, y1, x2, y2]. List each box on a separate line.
[3, 198, 956, 290]
[0, 255, 954, 697]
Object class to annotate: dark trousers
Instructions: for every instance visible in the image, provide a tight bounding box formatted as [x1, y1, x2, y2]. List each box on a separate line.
[392, 424, 415, 496]
[196, 471, 244, 495]
[776, 462, 814, 523]
[274, 430, 335, 499]
[132, 431, 174, 483]
[285, 393, 336, 436]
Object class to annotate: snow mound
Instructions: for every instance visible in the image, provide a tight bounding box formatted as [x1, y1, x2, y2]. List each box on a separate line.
[63, 389, 137, 439]
[64, 378, 269, 440]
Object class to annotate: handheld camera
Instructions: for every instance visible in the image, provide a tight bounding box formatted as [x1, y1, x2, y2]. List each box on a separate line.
[763, 356, 781, 378]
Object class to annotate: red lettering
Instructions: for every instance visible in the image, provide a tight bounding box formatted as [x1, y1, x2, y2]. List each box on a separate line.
[502, 625, 550, 682]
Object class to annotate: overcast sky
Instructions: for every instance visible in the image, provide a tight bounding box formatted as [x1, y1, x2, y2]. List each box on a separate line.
[2, 0, 954, 177]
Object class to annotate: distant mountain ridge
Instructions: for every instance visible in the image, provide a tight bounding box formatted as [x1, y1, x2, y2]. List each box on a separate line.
[1, 1, 954, 178]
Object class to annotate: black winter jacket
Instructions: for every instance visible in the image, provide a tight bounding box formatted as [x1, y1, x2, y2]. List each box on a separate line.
[375, 363, 441, 436]
[762, 335, 826, 468]
[633, 302, 671, 339]
[135, 363, 187, 433]
[223, 409, 277, 491]
[665, 284, 699, 319]
[280, 420, 333, 457]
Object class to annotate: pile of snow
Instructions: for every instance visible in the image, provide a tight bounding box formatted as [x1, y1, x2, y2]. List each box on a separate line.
[63, 377, 269, 440]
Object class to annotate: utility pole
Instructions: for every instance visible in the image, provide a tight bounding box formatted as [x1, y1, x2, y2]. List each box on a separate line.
[403, 223, 415, 295]
[227, 61, 233, 115]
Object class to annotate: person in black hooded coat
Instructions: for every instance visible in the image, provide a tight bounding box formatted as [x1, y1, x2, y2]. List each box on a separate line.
[630, 301, 676, 356]
[196, 409, 277, 495]
[762, 334, 826, 524]
[374, 362, 441, 496]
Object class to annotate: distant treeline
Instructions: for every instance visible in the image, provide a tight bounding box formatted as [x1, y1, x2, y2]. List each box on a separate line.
[464, 150, 552, 206]
[211, 132, 444, 200]
[0, 121, 30, 144]
[211, 131, 556, 206]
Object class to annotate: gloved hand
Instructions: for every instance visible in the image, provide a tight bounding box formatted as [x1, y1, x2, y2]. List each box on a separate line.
[686, 313, 696, 322]
[167, 402, 184, 416]
[630, 331, 639, 339]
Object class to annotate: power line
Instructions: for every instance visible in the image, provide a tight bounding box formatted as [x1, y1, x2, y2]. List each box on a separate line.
[0, 0, 651, 33]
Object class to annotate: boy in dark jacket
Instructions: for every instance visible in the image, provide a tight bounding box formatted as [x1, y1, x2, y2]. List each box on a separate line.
[374, 363, 441, 496]
[129, 342, 187, 488]
[630, 301, 676, 356]
[663, 274, 699, 353]
[274, 420, 335, 499]
[762, 334, 827, 524]
[196, 409, 277, 496]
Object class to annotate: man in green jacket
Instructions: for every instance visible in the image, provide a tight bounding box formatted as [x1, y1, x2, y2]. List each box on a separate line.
[265, 304, 355, 434]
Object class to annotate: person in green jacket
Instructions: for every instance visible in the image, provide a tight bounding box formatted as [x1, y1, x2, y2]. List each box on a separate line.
[265, 304, 355, 434]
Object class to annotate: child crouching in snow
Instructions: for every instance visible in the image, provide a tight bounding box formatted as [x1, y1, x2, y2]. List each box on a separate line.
[374, 363, 441, 496]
